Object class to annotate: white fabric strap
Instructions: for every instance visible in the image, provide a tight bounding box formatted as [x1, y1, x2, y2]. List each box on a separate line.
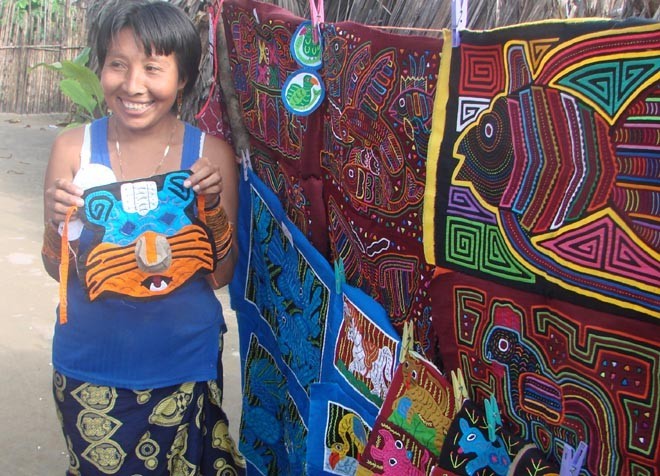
[199, 131, 206, 158]
[80, 123, 92, 168]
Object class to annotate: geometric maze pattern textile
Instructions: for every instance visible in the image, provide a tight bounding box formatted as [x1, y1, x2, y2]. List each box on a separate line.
[423, 20, 660, 319]
[320, 22, 444, 357]
[432, 271, 660, 475]
[222, 0, 328, 255]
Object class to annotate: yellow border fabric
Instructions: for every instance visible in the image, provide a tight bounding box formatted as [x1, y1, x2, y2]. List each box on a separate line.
[422, 29, 453, 265]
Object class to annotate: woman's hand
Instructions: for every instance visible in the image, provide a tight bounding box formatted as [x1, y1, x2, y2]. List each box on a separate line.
[44, 178, 84, 225]
[185, 156, 223, 206]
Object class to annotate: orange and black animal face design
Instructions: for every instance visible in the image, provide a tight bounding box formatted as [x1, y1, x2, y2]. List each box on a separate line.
[78, 171, 214, 301]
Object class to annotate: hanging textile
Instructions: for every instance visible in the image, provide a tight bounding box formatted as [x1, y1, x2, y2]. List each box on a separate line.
[222, 0, 328, 255]
[356, 351, 457, 474]
[432, 270, 660, 475]
[437, 399, 559, 476]
[319, 21, 447, 358]
[321, 284, 401, 411]
[228, 164, 335, 473]
[423, 19, 660, 317]
[307, 383, 374, 475]
[230, 165, 406, 475]
[304, 255, 401, 475]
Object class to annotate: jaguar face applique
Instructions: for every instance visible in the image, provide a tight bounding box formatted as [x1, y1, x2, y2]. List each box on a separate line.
[78, 171, 215, 301]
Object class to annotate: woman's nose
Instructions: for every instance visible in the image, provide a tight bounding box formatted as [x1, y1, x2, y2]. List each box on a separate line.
[124, 67, 146, 95]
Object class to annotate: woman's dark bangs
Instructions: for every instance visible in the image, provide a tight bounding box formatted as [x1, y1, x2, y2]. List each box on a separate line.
[134, 9, 178, 58]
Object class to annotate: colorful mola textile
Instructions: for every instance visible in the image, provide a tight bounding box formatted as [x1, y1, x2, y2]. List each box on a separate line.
[229, 165, 337, 473]
[423, 19, 660, 318]
[437, 399, 558, 476]
[320, 22, 446, 357]
[229, 165, 410, 474]
[432, 271, 660, 475]
[307, 382, 375, 475]
[307, 256, 401, 475]
[222, 0, 328, 254]
[78, 171, 214, 301]
[322, 283, 401, 411]
[357, 351, 458, 475]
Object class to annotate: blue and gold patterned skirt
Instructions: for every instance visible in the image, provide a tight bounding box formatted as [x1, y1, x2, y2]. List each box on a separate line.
[52, 368, 246, 475]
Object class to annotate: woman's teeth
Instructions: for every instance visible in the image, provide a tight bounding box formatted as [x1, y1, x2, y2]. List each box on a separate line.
[123, 101, 150, 111]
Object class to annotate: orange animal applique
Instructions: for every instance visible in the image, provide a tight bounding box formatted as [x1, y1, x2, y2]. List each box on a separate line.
[78, 171, 214, 300]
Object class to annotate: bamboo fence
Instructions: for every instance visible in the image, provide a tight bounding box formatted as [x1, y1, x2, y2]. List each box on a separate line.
[0, 0, 89, 114]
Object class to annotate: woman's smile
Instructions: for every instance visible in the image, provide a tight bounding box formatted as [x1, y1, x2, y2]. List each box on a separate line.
[120, 99, 153, 112]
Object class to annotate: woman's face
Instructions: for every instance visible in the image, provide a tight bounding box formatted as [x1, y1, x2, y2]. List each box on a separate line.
[101, 28, 185, 131]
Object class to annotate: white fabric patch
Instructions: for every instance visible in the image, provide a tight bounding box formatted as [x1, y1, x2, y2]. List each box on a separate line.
[121, 181, 158, 216]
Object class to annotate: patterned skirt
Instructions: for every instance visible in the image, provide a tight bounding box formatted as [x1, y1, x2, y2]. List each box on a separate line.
[52, 357, 246, 475]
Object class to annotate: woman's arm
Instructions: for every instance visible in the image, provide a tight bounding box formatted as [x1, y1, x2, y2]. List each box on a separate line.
[185, 134, 239, 289]
[41, 127, 85, 281]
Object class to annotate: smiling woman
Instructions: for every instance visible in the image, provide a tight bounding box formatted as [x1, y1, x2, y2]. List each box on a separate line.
[39, 1, 244, 474]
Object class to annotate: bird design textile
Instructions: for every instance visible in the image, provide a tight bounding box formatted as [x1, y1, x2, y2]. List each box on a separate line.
[222, 0, 328, 254]
[423, 19, 660, 318]
[432, 271, 660, 475]
[320, 21, 444, 359]
[229, 166, 337, 474]
[307, 383, 375, 476]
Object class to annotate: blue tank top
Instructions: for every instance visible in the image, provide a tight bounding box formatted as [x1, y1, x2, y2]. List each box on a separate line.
[52, 117, 226, 389]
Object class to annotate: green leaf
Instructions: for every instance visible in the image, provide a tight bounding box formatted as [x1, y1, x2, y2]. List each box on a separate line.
[29, 61, 63, 72]
[58, 61, 104, 106]
[72, 47, 91, 67]
[60, 78, 97, 118]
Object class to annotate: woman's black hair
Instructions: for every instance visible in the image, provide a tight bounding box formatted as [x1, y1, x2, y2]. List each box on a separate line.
[96, 0, 201, 97]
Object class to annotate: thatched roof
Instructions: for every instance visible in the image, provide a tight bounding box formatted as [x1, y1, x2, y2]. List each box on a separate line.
[263, 0, 659, 35]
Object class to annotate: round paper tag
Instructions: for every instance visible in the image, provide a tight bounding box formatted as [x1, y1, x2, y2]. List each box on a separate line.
[282, 69, 325, 116]
[290, 20, 323, 70]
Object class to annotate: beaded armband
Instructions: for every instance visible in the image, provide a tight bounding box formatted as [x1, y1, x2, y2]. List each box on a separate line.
[204, 205, 234, 263]
[42, 222, 78, 265]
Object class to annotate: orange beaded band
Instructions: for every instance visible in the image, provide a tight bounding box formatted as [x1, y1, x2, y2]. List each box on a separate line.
[42, 223, 62, 262]
[204, 205, 234, 263]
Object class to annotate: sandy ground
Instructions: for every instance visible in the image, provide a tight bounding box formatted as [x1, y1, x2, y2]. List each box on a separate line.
[0, 113, 243, 475]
